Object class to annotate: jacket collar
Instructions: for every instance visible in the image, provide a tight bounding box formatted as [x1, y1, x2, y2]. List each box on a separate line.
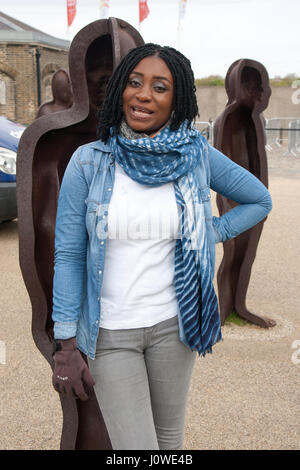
[89, 139, 111, 153]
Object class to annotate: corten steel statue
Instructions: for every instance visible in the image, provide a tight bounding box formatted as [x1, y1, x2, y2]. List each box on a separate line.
[213, 58, 276, 328]
[17, 17, 144, 450]
[36, 69, 73, 117]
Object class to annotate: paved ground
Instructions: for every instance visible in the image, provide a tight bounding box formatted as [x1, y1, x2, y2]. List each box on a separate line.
[0, 143, 299, 450]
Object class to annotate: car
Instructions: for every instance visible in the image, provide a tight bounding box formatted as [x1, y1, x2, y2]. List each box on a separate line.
[0, 116, 25, 223]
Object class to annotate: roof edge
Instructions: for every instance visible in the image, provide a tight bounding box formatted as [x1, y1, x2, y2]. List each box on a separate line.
[0, 31, 70, 50]
[0, 10, 54, 34]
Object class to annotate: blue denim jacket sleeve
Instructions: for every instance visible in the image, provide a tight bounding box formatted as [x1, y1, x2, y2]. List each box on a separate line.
[52, 146, 88, 339]
[208, 144, 272, 243]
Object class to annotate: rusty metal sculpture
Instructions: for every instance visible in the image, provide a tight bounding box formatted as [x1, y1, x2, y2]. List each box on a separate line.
[213, 59, 276, 328]
[17, 18, 144, 450]
[36, 69, 73, 117]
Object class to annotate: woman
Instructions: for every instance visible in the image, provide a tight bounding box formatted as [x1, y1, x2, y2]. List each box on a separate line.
[52, 44, 272, 450]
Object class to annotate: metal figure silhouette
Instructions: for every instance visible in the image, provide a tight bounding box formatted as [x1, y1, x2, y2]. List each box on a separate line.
[37, 69, 73, 117]
[17, 18, 144, 450]
[213, 59, 276, 328]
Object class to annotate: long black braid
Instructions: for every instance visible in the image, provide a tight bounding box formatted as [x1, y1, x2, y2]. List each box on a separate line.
[96, 43, 199, 143]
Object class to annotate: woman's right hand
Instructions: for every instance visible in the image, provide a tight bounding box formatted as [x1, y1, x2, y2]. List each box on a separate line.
[52, 337, 95, 401]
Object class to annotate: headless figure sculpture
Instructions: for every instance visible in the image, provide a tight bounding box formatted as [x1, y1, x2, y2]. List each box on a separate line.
[17, 18, 144, 450]
[213, 59, 276, 328]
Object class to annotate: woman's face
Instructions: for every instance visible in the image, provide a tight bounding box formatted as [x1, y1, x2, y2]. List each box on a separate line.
[122, 55, 174, 135]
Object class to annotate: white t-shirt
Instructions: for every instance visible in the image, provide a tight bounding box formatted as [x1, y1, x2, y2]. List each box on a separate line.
[99, 161, 181, 329]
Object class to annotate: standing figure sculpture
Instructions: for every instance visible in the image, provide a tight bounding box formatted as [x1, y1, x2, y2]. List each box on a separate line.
[17, 18, 144, 450]
[213, 58, 276, 328]
[37, 69, 73, 117]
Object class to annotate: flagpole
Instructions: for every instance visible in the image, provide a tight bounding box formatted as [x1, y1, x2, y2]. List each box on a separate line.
[138, 0, 141, 32]
[177, 2, 181, 51]
[66, 1, 70, 37]
[99, 0, 110, 19]
[177, 0, 187, 51]
[66, 24, 71, 39]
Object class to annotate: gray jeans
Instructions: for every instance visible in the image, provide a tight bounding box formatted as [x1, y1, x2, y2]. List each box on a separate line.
[88, 315, 197, 450]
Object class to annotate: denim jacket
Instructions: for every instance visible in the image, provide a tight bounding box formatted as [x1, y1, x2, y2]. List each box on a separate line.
[52, 139, 272, 359]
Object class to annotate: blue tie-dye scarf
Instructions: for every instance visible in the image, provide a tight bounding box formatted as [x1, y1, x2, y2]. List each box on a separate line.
[109, 120, 222, 356]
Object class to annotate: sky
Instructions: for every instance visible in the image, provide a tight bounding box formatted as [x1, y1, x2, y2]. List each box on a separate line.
[1, 0, 300, 79]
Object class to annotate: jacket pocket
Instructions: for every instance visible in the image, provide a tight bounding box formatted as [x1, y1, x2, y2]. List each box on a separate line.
[198, 187, 211, 203]
[196, 187, 213, 223]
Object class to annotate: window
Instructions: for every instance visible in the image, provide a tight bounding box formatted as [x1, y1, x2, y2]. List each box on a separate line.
[0, 80, 6, 105]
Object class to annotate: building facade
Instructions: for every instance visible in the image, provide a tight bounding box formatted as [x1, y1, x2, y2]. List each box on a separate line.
[0, 11, 70, 125]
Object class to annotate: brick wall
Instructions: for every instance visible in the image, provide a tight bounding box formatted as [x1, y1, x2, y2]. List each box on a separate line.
[0, 43, 68, 125]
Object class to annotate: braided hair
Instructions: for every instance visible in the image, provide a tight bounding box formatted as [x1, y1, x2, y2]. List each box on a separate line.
[96, 43, 199, 142]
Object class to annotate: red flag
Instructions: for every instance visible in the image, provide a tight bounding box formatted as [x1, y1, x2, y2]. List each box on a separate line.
[67, 0, 77, 27]
[139, 0, 149, 23]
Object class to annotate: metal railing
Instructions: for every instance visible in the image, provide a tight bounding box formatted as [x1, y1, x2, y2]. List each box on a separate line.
[265, 118, 282, 150]
[194, 120, 214, 145]
[284, 119, 300, 156]
[265, 117, 300, 156]
[193, 117, 300, 156]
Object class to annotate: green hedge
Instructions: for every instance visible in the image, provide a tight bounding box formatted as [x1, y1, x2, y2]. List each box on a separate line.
[195, 73, 300, 87]
[195, 75, 225, 87]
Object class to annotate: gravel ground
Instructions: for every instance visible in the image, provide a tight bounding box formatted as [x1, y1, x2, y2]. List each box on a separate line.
[0, 143, 299, 450]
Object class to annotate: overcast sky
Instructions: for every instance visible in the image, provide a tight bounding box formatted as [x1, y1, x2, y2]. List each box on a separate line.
[1, 0, 299, 79]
